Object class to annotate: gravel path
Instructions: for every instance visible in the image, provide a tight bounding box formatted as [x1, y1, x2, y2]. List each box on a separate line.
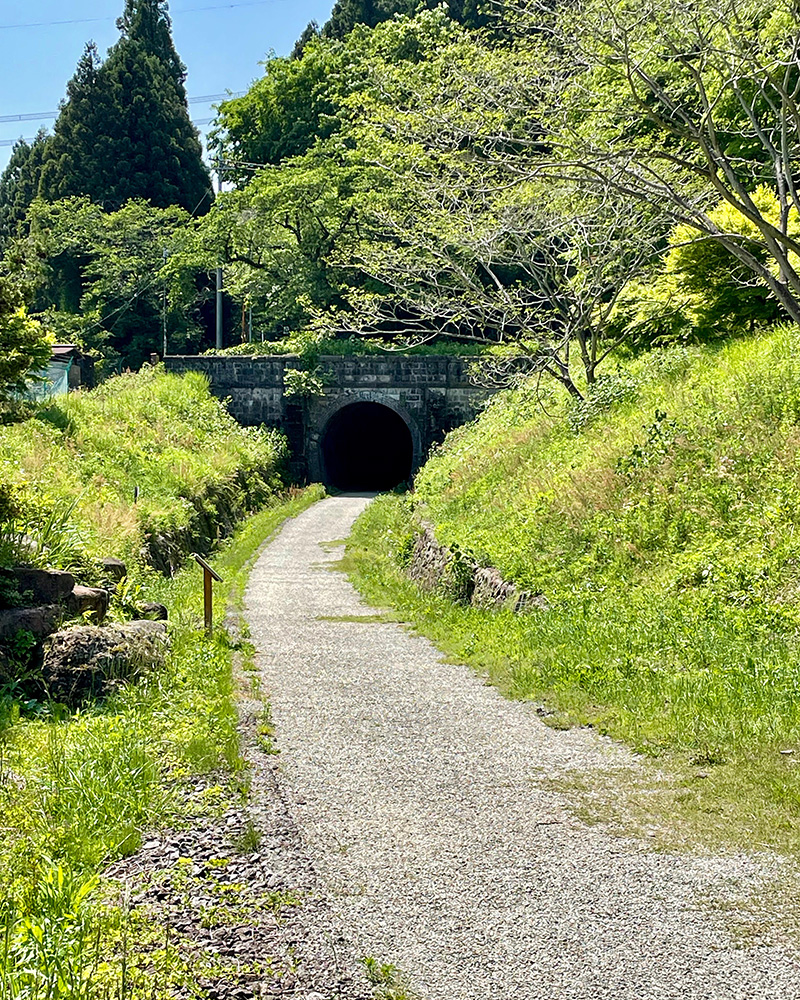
[245, 496, 800, 1000]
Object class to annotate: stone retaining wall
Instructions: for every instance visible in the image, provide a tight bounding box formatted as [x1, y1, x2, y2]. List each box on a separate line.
[407, 525, 547, 613]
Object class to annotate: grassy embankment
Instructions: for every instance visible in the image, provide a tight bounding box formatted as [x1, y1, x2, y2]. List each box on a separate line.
[0, 365, 286, 573]
[0, 368, 323, 997]
[211, 333, 491, 357]
[347, 325, 800, 855]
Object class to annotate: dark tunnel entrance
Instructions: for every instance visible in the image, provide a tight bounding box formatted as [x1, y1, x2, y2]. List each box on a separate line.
[321, 401, 414, 492]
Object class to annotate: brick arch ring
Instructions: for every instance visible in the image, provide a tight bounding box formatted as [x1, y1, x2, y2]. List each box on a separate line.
[307, 391, 423, 485]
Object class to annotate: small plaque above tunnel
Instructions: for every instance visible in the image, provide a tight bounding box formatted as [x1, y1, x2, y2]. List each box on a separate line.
[321, 401, 413, 492]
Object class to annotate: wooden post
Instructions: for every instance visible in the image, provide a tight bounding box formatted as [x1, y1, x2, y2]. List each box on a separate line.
[203, 568, 213, 633]
[192, 553, 223, 635]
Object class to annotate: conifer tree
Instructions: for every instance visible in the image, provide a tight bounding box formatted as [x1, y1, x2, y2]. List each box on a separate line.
[321, 0, 379, 39]
[0, 131, 49, 248]
[40, 1, 211, 213]
[116, 0, 186, 89]
[291, 20, 320, 59]
[320, 0, 488, 39]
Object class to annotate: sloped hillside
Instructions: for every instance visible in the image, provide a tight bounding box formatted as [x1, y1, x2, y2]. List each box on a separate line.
[349, 326, 800, 848]
[0, 366, 285, 574]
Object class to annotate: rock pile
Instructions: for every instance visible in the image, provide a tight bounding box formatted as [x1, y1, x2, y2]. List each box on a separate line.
[43, 620, 168, 705]
[0, 568, 108, 643]
[0, 562, 169, 707]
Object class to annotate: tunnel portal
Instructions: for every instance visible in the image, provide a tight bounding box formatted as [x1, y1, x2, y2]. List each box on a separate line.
[321, 401, 414, 492]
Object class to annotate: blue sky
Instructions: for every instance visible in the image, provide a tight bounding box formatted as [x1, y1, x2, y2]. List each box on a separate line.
[0, 0, 335, 171]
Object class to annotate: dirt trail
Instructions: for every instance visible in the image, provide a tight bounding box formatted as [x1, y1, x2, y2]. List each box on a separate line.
[245, 495, 800, 1000]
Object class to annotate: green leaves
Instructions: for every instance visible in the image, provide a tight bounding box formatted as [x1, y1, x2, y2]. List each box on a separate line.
[0, 277, 52, 402]
[7, 196, 202, 366]
[40, 3, 210, 214]
[541, 0, 800, 322]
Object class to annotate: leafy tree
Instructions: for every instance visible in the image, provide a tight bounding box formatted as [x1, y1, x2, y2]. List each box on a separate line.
[319, 0, 490, 40]
[8, 197, 205, 366]
[39, 1, 211, 213]
[289, 19, 662, 396]
[201, 11, 470, 339]
[0, 277, 52, 401]
[210, 10, 464, 173]
[666, 189, 785, 336]
[210, 43, 340, 175]
[209, 9, 658, 391]
[610, 188, 787, 347]
[334, 163, 664, 396]
[193, 142, 371, 337]
[528, 0, 800, 324]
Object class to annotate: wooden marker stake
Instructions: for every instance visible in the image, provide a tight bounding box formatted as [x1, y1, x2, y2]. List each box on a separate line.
[192, 553, 223, 635]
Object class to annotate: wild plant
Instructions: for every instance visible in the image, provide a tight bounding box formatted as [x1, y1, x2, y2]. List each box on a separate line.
[0, 495, 86, 572]
[0, 865, 100, 1000]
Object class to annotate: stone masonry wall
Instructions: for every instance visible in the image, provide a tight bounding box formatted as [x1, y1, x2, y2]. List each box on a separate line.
[164, 354, 488, 480]
[408, 525, 548, 614]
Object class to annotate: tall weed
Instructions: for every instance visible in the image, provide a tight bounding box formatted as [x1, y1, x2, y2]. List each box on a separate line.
[0, 867, 99, 1000]
[0, 367, 285, 572]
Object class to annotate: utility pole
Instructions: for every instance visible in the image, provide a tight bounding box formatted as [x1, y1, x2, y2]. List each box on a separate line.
[162, 247, 168, 357]
[215, 159, 224, 351]
[216, 266, 223, 351]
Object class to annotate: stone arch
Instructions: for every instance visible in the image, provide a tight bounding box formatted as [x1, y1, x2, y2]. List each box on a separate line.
[309, 392, 423, 489]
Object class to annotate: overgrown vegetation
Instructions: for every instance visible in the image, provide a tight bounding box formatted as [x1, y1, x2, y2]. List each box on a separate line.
[361, 956, 418, 1000]
[0, 365, 315, 994]
[0, 277, 51, 401]
[347, 325, 800, 855]
[213, 332, 492, 358]
[0, 485, 323, 998]
[0, 366, 285, 576]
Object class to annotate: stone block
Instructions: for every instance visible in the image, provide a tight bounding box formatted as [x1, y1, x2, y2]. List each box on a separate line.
[66, 586, 109, 622]
[0, 605, 62, 642]
[12, 568, 75, 605]
[101, 557, 127, 582]
[137, 601, 169, 621]
[471, 566, 519, 610]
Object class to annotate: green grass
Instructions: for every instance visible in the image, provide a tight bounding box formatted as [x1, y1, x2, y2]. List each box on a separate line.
[210, 332, 490, 358]
[346, 325, 800, 858]
[361, 956, 418, 1000]
[0, 365, 285, 574]
[0, 485, 323, 998]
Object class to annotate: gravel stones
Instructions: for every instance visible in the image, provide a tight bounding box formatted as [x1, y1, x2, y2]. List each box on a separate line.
[102, 607, 374, 1000]
[106, 728, 374, 999]
[244, 496, 800, 1000]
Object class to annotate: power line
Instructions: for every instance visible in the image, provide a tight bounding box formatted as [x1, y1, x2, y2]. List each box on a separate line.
[0, 0, 288, 31]
[0, 93, 243, 125]
[0, 115, 219, 146]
